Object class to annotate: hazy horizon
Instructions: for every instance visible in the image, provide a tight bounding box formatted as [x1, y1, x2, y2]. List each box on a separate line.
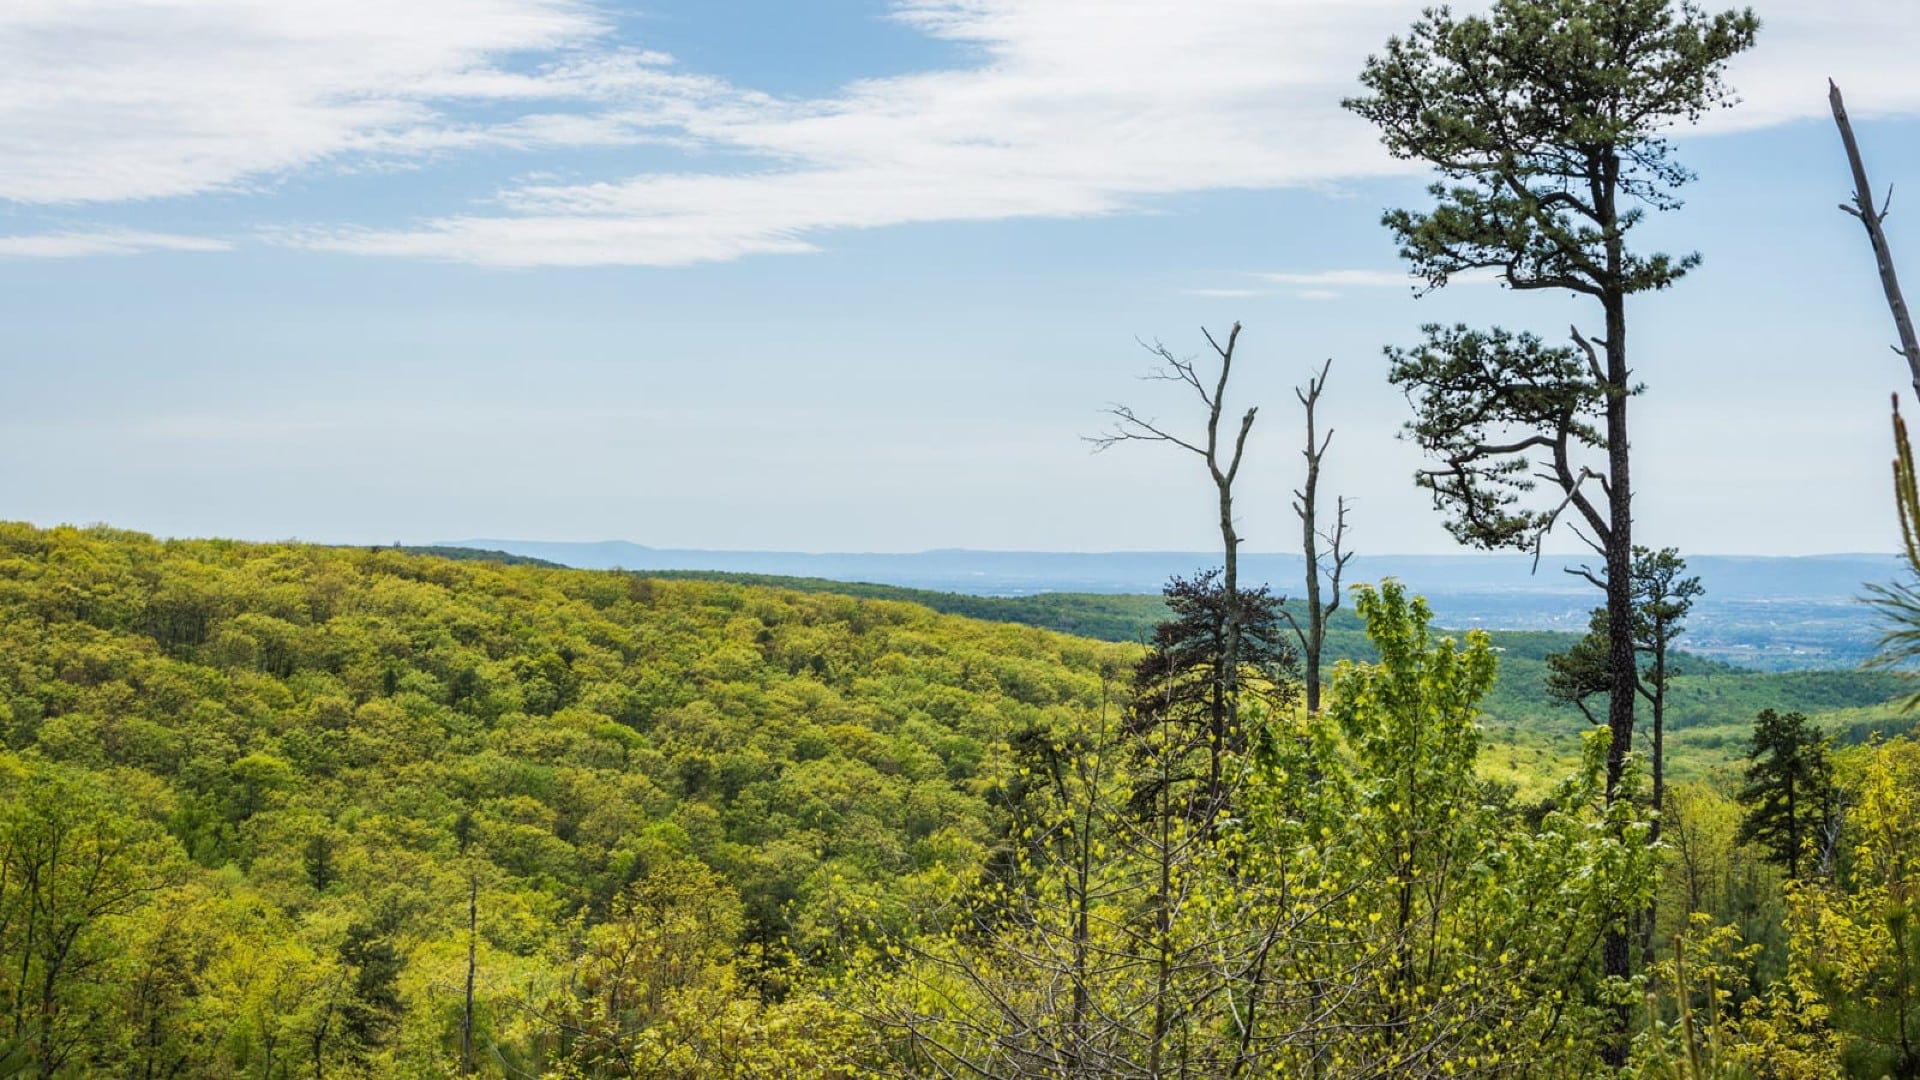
[6, 2, 1919, 556]
[10, 518, 1902, 561]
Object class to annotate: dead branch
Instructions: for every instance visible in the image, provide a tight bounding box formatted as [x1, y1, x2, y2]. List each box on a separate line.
[1529, 466, 1600, 574]
[1830, 79, 1920, 401]
[1565, 563, 1608, 592]
[1290, 359, 1352, 714]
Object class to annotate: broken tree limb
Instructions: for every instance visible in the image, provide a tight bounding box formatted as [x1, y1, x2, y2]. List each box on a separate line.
[1831, 79, 1920, 402]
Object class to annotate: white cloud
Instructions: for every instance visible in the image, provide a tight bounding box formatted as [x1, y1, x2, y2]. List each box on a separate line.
[1258, 269, 1418, 288]
[6, 0, 1920, 266]
[1700, 1, 1920, 133]
[0, 0, 616, 203]
[288, 0, 1424, 266]
[1249, 266, 1503, 296]
[0, 229, 232, 258]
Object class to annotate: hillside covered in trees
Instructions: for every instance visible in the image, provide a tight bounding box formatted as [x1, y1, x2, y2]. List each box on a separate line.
[12, 0, 1920, 1075]
[638, 568, 1916, 790]
[0, 523, 1124, 1075]
[3, 523, 1918, 1077]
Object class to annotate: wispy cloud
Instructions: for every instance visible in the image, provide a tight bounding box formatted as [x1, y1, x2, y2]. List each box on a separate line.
[1186, 265, 1503, 299]
[0, 229, 232, 258]
[1180, 288, 1267, 299]
[289, 1, 1421, 266]
[5, 0, 1920, 265]
[1698, 0, 1920, 133]
[1258, 269, 1416, 288]
[1256, 267, 1506, 289]
[0, 0, 613, 203]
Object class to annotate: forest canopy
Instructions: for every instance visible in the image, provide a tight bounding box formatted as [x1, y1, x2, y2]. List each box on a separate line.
[1, 523, 1916, 1076]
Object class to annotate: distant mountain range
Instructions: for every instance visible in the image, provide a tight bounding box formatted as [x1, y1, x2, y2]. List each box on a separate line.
[438, 540, 1910, 670]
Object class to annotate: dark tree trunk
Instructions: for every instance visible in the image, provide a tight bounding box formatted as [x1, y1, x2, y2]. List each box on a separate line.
[1641, 636, 1668, 968]
[1217, 475, 1238, 816]
[1302, 624, 1322, 714]
[1097, 322, 1253, 826]
[1786, 772, 1799, 882]
[1599, 183, 1640, 1064]
[462, 873, 477, 1076]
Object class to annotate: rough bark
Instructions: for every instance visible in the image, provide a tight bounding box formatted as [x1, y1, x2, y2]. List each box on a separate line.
[1599, 174, 1638, 1064]
[1831, 80, 1920, 402]
[1291, 361, 1351, 715]
[1598, 419, 1644, 1066]
[1204, 324, 1255, 750]
[1095, 322, 1257, 819]
[462, 873, 477, 1076]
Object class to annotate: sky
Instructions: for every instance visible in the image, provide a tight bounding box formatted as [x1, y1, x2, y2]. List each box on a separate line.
[3, 0, 1920, 557]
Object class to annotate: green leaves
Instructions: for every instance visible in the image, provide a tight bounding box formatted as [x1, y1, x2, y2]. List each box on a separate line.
[873, 580, 1657, 1077]
[1735, 709, 1838, 880]
[0, 522, 1130, 1075]
[1349, 0, 1757, 296]
[1388, 323, 1603, 550]
[1352, 0, 1758, 636]
[0, 754, 185, 1074]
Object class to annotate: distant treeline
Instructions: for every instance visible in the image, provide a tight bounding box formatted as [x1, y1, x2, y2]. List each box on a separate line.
[628, 569, 1916, 767]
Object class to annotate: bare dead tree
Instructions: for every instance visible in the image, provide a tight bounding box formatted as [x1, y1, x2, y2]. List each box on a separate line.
[1835, 86, 1920, 712]
[1092, 323, 1258, 735]
[1831, 80, 1920, 402]
[1288, 361, 1353, 715]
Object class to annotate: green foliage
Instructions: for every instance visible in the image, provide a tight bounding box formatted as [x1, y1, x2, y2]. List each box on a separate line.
[1348, 0, 1757, 549]
[1627, 916, 1839, 1080]
[1349, 0, 1758, 296]
[1651, 736, 1920, 1079]
[1656, 781, 1787, 975]
[1390, 324, 1607, 550]
[1869, 400, 1920, 708]
[1294, 582, 1655, 1076]
[1, 522, 1913, 1076]
[869, 580, 1653, 1078]
[1637, 550, 1706, 660]
[0, 521, 1120, 1075]
[1124, 570, 1296, 823]
[1787, 737, 1920, 1078]
[389, 546, 566, 568]
[639, 571, 1181, 644]
[616, 575, 1915, 790]
[1483, 664, 1913, 801]
[1548, 608, 1616, 725]
[1736, 710, 1840, 880]
[0, 754, 183, 1075]
[525, 859, 864, 1078]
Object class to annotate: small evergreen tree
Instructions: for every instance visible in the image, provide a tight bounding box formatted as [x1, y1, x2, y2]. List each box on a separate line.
[1126, 569, 1297, 826]
[1736, 709, 1838, 880]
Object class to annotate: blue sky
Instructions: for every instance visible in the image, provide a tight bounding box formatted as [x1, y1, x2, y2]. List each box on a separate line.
[3, 0, 1919, 556]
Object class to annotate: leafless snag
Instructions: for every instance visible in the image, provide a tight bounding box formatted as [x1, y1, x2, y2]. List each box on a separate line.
[1091, 322, 1258, 733]
[1286, 360, 1353, 714]
[1831, 79, 1920, 402]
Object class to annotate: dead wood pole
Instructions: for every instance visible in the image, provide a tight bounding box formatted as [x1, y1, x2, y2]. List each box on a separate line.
[1831, 79, 1920, 402]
